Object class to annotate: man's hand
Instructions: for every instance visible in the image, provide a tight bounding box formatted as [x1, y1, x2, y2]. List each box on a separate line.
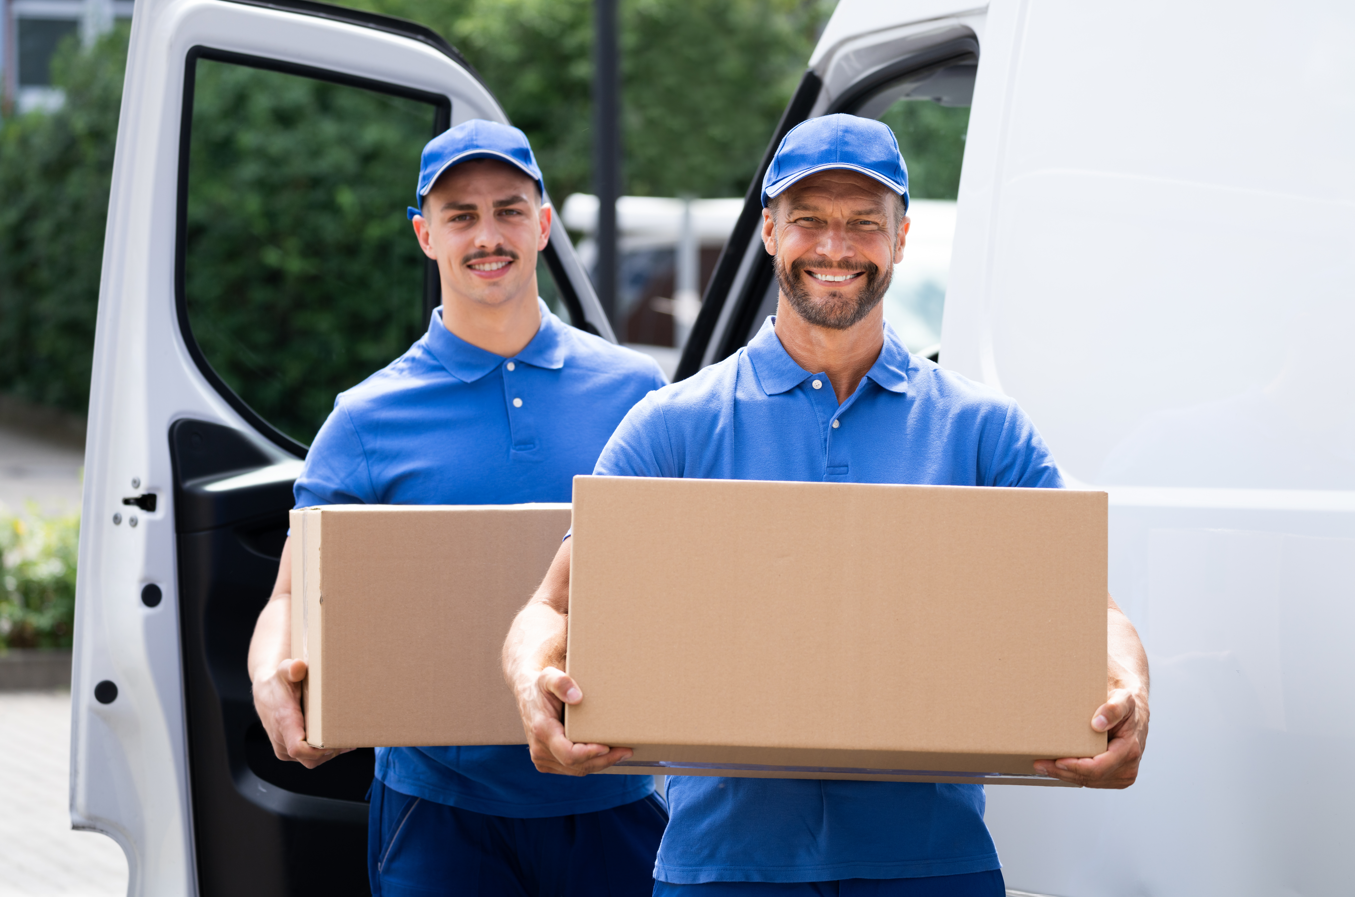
[252, 657, 347, 769]
[247, 536, 349, 769]
[1034, 685, 1148, 787]
[515, 664, 632, 776]
[1035, 594, 1150, 788]
[504, 540, 630, 777]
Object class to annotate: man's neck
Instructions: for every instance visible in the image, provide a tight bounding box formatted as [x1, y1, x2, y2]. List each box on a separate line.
[441, 281, 542, 358]
[774, 296, 885, 404]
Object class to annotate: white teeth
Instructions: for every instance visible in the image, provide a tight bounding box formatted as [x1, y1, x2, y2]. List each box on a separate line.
[809, 271, 859, 283]
[470, 261, 510, 271]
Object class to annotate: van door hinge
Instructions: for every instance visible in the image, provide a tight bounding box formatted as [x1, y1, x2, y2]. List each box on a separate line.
[122, 493, 157, 512]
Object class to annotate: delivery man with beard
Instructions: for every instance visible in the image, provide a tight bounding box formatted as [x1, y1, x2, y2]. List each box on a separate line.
[504, 114, 1151, 895]
[247, 120, 669, 896]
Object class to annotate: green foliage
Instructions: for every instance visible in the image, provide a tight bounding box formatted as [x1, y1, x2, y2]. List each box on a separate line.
[620, 0, 829, 198]
[0, 6, 831, 433]
[358, 0, 834, 201]
[2, 3, 982, 442]
[0, 26, 128, 415]
[878, 99, 970, 200]
[0, 507, 80, 650]
[183, 60, 431, 443]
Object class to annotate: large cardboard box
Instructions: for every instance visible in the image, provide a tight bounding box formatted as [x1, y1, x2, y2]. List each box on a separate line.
[565, 477, 1107, 785]
[290, 504, 569, 748]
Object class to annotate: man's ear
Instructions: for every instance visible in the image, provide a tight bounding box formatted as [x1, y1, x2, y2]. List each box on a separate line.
[895, 215, 911, 265]
[411, 215, 437, 260]
[761, 207, 777, 256]
[537, 202, 553, 252]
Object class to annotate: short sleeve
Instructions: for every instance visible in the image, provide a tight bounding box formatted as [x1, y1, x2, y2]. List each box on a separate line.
[648, 362, 669, 392]
[592, 392, 678, 478]
[293, 402, 379, 508]
[983, 401, 1065, 489]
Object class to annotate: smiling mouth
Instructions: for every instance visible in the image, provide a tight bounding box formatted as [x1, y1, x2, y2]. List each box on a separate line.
[468, 260, 512, 272]
[806, 270, 863, 284]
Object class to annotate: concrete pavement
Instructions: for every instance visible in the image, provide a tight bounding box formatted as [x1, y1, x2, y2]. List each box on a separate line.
[2, 416, 126, 895]
[0, 690, 128, 896]
[0, 424, 83, 517]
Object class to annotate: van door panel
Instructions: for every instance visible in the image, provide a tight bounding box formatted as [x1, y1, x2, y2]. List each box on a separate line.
[173, 420, 372, 894]
[75, 2, 608, 893]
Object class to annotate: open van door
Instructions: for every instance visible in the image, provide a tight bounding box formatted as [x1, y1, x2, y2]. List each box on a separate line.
[72, 2, 611, 894]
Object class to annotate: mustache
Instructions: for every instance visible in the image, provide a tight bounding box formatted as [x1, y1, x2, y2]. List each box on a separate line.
[461, 246, 520, 265]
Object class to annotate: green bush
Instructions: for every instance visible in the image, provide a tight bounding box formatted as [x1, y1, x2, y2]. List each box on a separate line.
[0, 25, 127, 416]
[181, 60, 431, 443]
[0, 507, 80, 650]
[0, 4, 832, 433]
[0, 4, 967, 442]
[377, 0, 835, 200]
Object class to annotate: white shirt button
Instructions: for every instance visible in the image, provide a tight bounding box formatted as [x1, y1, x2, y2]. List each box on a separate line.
[513, 398, 523, 408]
[506, 361, 516, 371]
[811, 379, 822, 390]
[832, 419, 840, 429]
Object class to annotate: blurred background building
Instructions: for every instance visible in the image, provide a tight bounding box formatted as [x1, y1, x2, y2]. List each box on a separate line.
[564, 194, 741, 370]
[563, 193, 956, 376]
[0, 0, 131, 115]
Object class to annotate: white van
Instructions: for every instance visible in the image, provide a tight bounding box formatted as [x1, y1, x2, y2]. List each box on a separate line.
[74, 0, 1355, 894]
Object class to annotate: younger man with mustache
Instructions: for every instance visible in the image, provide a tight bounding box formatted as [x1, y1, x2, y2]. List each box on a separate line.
[248, 120, 668, 896]
[505, 114, 1150, 895]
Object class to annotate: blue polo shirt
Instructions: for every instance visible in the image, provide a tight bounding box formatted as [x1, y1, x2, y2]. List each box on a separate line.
[295, 300, 665, 818]
[593, 316, 1064, 883]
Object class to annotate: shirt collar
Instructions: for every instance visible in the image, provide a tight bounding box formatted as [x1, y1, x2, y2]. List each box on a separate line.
[745, 316, 911, 396]
[425, 298, 566, 383]
[866, 320, 911, 394]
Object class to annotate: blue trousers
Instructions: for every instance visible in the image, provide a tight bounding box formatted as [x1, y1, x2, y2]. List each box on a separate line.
[652, 871, 1006, 896]
[368, 778, 667, 896]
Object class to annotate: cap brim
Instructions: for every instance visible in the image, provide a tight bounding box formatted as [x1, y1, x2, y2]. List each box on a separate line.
[763, 162, 907, 207]
[419, 149, 544, 198]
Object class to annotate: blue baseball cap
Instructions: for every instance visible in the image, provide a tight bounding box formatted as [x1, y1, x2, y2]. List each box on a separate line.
[761, 113, 909, 212]
[407, 119, 546, 220]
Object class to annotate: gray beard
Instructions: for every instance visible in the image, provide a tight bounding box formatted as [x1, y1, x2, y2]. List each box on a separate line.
[775, 253, 892, 330]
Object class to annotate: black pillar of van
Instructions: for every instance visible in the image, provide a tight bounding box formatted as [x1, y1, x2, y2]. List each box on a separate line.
[593, 0, 621, 329]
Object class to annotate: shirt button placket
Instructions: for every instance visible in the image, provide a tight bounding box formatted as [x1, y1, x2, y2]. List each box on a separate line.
[809, 375, 848, 479]
[826, 410, 848, 476]
[506, 360, 539, 453]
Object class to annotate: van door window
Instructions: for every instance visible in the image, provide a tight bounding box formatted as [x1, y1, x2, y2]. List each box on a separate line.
[180, 55, 446, 450]
[854, 59, 974, 359]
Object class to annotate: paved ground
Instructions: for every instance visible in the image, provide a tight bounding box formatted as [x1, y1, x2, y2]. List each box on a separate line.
[0, 690, 128, 896]
[2, 421, 126, 895]
[0, 424, 83, 517]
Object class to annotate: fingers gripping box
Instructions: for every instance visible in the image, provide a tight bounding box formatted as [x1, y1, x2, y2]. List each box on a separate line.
[290, 504, 570, 749]
[564, 477, 1107, 785]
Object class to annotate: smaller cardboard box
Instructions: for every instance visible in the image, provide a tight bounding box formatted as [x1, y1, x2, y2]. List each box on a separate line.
[290, 504, 569, 749]
[565, 477, 1107, 785]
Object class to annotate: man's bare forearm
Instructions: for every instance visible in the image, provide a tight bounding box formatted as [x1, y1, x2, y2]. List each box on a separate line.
[1107, 593, 1149, 697]
[503, 540, 571, 695]
[248, 536, 294, 684]
[504, 602, 568, 695]
[246, 534, 339, 766]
